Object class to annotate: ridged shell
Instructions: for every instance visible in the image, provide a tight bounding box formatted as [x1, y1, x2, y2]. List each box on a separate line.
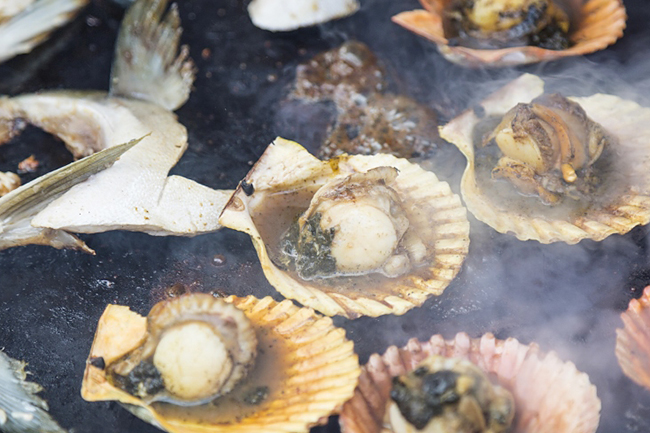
[440, 73, 650, 244]
[81, 294, 360, 433]
[339, 332, 600, 433]
[218, 137, 470, 318]
[615, 286, 650, 391]
[391, 0, 626, 67]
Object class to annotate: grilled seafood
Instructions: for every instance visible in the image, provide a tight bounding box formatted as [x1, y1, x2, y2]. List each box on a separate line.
[278, 167, 413, 280]
[219, 138, 469, 318]
[389, 356, 514, 433]
[0, 0, 88, 64]
[106, 294, 257, 406]
[82, 294, 360, 433]
[248, 0, 359, 31]
[0, 0, 232, 253]
[481, 93, 610, 205]
[392, 0, 626, 67]
[445, 0, 570, 50]
[0, 349, 66, 433]
[440, 73, 650, 244]
[288, 41, 439, 160]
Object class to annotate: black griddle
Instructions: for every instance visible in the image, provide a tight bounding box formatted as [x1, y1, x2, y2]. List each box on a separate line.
[2, 1, 650, 432]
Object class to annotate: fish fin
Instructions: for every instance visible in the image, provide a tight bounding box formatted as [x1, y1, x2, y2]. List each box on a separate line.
[0, 350, 67, 433]
[0, 0, 88, 64]
[110, 0, 195, 111]
[0, 137, 143, 253]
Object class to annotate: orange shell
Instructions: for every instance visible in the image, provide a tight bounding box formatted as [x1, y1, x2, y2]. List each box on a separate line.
[340, 332, 601, 433]
[81, 295, 360, 433]
[616, 286, 650, 390]
[391, 0, 627, 67]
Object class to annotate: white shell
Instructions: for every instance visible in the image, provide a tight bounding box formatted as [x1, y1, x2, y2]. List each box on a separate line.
[248, 0, 359, 31]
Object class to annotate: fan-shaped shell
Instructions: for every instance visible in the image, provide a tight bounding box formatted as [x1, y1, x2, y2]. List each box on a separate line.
[218, 137, 470, 318]
[339, 332, 600, 433]
[440, 73, 650, 244]
[392, 0, 626, 67]
[81, 294, 360, 433]
[616, 286, 650, 391]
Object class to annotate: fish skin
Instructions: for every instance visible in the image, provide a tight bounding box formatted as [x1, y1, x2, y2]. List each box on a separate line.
[0, 349, 67, 433]
[0, 138, 142, 253]
[0, 0, 88, 64]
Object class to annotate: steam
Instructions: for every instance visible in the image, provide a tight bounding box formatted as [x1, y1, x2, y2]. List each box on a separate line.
[277, 2, 650, 431]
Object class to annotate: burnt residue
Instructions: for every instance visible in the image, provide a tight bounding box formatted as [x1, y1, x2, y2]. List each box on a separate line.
[391, 370, 460, 429]
[286, 41, 441, 160]
[241, 180, 255, 196]
[89, 356, 106, 369]
[112, 362, 165, 399]
[242, 385, 269, 405]
[279, 213, 337, 280]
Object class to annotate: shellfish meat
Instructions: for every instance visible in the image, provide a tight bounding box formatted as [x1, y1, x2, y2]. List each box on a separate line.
[392, 0, 626, 67]
[389, 355, 514, 433]
[339, 332, 601, 433]
[105, 294, 257, 406]
[445, 0, 570, 50]
[482, 92, 610, 205]
[219, 137, 469, 318]
[440, 73, 650, 244]
[82, 293, 360, 433]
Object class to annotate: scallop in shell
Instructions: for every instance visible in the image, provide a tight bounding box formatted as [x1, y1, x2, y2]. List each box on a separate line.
[388, 355, 514, 433]
[82, 293, 360, 433]
[440, 73, 650, 244]
[339, 332, 601, 433]
[391, 0, 626, 67]
[616, 286, 650, 391]
[218, 137, 470, 318]
[103, 294, 257, 406]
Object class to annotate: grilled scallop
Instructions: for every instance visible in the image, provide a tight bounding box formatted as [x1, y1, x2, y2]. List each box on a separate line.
[340, 333, 601, 433]
[82, 293, 360, 433]
[105, 294, 257, 406]
[219, 137, 470, 318]
[388, 355, 514, 433]
[392, 0, 626, 67]
[440, 73, 650, 244]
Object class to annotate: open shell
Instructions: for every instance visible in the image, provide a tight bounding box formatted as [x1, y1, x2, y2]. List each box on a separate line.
[440, 73, 650, 244]
[81, 294, 360, 433]
[339, 332, 601, 433]
[616, 286, 650, 391]
[392, 0, 626, 67]
[218, 137, 470, 318]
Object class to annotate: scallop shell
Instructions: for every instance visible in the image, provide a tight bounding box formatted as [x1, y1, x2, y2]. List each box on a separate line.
[440, 73, 650, 244]
[391, 0, 626, 67]
[218, 137, 470, 319]
[616, 286, 650, 391]
[81, 294, 361, 433]
[339, 332, 601, 433]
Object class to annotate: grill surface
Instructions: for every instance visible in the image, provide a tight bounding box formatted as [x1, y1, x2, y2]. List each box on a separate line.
[1, 1, 650, 432]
